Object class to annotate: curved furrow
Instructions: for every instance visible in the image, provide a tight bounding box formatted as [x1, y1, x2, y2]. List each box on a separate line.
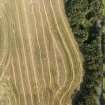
[29, 0, 44, 104]
[38, 4, 52, 87]
[41, 1, 75, 105]
[44, 0, 75, 102]
[11, 57, 20, 105]
[0, 6, 9, 74]
[16, 1, 34, 105]
[48, 0, 84, 105]
[13, 33, 27, 105]
[12, 1, 28, 104]
[53, 42, 60, 86]
[0, 55, 11, 81]
[54, 41, 67, 87]
[57, 0, 84, 83]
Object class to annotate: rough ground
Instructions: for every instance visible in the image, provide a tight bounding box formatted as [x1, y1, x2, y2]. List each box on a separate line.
[0, 0, 84, 105]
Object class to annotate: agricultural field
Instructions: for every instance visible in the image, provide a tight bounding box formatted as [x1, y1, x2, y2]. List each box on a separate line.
[0, 0, 83, 105]
[0, 0, 105, 105]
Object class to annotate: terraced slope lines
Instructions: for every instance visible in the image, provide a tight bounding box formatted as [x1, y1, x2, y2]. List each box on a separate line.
[0, 0, 84, 105]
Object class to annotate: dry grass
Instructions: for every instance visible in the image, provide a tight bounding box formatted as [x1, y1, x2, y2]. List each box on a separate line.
[0, 0, 84, 105]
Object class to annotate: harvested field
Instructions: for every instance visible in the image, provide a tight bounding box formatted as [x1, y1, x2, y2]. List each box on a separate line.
[0, 0, 84, 105]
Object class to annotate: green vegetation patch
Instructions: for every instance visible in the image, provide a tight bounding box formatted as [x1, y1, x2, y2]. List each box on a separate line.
[64, 0, 104, 105]
[103, 65, 105, 99]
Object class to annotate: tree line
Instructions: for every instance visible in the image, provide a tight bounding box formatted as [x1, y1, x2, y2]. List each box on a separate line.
[64, 0, 105, 105]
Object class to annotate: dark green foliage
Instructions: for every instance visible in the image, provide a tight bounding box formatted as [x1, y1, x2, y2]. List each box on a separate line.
[64, 0, 104, 105]
[102, 33, 105, 63]
[65, 0, 103, 45]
